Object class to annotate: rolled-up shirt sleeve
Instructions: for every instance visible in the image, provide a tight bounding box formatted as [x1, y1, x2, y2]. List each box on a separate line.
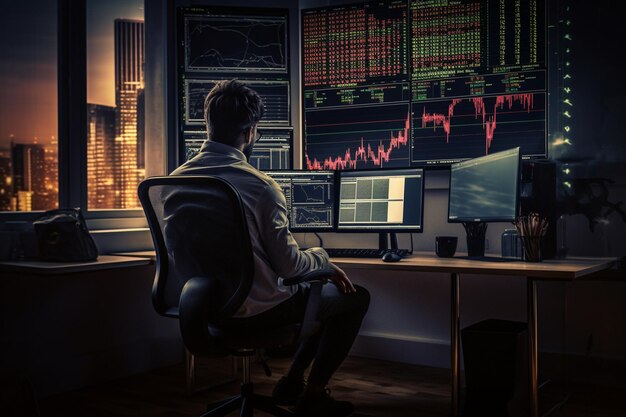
[254, 183, 330, 279]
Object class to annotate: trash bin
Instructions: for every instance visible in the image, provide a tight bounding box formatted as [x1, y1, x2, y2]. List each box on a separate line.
[462, 319, 529, 417]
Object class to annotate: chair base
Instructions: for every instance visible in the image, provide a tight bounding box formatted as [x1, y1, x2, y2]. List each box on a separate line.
[202, 382, 294, 417]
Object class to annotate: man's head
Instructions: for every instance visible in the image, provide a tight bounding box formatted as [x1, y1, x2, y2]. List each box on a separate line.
[204, 80, 265, 155]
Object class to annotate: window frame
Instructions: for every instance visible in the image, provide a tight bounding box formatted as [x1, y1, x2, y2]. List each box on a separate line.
[0, 0, 156, 227]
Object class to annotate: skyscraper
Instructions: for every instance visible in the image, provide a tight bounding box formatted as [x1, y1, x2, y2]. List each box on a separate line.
[136, 87, 145, 171]
[114, 18, 144, 209]
[0, 149, 11, 211]
[11, 142, 46, 211]
[87, 104, 116, 209]
[42, 136, 59, 210]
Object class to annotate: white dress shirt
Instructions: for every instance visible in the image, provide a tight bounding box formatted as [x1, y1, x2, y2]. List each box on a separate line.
[171, 140, 330, 317]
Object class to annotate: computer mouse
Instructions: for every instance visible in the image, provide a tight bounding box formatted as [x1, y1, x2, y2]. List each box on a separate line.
[382, 252, 402, 262]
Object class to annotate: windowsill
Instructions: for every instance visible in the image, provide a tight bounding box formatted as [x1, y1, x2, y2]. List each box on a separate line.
[109, 250, 156, 260]
[91, 227, 150, 234]
[90, 228, 154, 254]
[0, 255, 152, 275]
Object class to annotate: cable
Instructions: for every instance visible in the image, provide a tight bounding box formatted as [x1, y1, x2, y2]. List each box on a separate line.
[314, 232, 324, 248]
[409, 233, 414, 254]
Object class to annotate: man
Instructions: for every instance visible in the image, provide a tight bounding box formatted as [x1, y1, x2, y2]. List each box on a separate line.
[172, 80, 370, 417]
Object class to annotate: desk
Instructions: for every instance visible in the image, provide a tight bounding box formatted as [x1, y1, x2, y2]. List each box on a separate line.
[332, 252, 617, 417]
[0, 255, 152, 275]
[110, 250, 616, 416]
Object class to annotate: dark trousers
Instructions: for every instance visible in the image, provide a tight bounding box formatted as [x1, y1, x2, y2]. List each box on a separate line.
[235, 283, 370, 387]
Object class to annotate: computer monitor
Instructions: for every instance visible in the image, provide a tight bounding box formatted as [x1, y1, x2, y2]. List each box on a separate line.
[265, 170, 336, 232]
[448, 147, 521, 223]
[301, 1, 548, 168]
[337, 168, 424, 232]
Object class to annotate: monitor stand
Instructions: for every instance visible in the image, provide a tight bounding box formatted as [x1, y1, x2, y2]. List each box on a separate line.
[378, 232, 399, 251]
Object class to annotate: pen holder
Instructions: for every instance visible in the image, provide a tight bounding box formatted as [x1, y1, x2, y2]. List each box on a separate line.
[463, 222, 487, 257]
[466, 235, 486, 257]
[521, 235, 542, 262]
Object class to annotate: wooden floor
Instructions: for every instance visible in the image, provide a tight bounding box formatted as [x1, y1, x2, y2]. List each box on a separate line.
[39, 355, 626, 417]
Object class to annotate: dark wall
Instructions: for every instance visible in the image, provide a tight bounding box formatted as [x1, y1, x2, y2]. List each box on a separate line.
[1, 265, 182, 399]
[552, 1, 626, 256]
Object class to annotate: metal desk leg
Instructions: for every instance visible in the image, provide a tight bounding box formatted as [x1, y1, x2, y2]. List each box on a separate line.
[528, 278, 539, 417]
[451, 272, 461, 417]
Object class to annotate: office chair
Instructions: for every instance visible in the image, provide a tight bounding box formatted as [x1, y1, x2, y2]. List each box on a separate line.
[138, 175, 332, 417]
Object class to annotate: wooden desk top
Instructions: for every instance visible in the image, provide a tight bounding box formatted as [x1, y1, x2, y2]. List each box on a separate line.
[331, 252, 618, 281]
[110, 250, 617, 281]
[0, 255, 152, 275]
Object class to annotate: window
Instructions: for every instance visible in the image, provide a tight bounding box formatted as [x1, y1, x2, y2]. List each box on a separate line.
[87, 0, 144, 210]
[0, 1, 58, 212]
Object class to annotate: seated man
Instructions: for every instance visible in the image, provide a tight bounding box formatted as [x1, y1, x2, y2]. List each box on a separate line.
[171, 80, 370, 417]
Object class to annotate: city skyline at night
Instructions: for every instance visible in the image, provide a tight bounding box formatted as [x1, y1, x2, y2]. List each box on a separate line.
[0, 0, 143, 148]
[0, 0, 144, 211]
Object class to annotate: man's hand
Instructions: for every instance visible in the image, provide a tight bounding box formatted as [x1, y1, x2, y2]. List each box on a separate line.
[329, 262, 356, 294]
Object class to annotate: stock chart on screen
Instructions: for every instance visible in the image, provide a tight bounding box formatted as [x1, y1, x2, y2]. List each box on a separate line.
[302, 0, 548, 169]
[266, 171, 336, 231]
[184, 79, 290, 125]
[302, 0, 410, 171]
[183, 129, 292, 172]
[177, 7, 292, 169]
[184, 14, 288, 73]
[410, 0, 547, 164]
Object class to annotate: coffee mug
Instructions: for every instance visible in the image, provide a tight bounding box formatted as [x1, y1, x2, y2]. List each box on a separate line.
[435, 236, 458, 258]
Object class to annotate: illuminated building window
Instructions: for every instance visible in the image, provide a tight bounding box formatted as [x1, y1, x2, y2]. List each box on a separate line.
[87, 1, 144, 210]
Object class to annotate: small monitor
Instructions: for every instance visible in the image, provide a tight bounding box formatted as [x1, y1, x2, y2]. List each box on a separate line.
[337, 169, 424, 232]
[448, 147, 521, 223]
[265, 170, 336, 232]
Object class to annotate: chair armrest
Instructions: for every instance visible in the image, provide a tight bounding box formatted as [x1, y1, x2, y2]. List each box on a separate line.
[179, 276, 229, 357]
[282, 267, 335, 286]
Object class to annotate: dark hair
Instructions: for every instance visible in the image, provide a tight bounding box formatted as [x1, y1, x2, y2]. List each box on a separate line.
[204, 80, 264, 145]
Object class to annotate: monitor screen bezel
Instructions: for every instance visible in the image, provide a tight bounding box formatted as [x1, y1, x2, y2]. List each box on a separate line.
[265, 169, 337, 233]
[447, 147, 521, 223]
[336, 167, 425, 233]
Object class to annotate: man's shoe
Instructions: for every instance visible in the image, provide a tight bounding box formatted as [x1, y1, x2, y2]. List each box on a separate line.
[272, 376, 306, 406]
[294, 389, 355, 417]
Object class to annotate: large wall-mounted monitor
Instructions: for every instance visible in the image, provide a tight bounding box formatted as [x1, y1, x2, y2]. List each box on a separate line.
[182, 128, 292, 172]
[301, 0, 548, 169]
[176, 6, 292, 169]
[183, 12, 288, 73]
[302, 1, 411, 170]
[337, 168, 424, 232]
[265, 170, 336, 232]
[448, 147, 521, 223]
[183, 79, 290, 126]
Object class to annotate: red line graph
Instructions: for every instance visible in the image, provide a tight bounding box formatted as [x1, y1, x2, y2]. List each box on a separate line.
[306, 113, 410, 170]
[420, 93, 535, 154]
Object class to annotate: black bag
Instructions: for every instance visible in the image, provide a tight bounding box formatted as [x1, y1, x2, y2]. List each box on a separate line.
[33, 208, 99, 262]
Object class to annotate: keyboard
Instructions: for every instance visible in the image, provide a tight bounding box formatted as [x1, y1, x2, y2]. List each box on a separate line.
[324, 248, 410, 258]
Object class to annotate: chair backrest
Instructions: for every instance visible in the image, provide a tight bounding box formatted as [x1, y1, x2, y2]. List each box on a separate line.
[138, 175, 254, 320]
